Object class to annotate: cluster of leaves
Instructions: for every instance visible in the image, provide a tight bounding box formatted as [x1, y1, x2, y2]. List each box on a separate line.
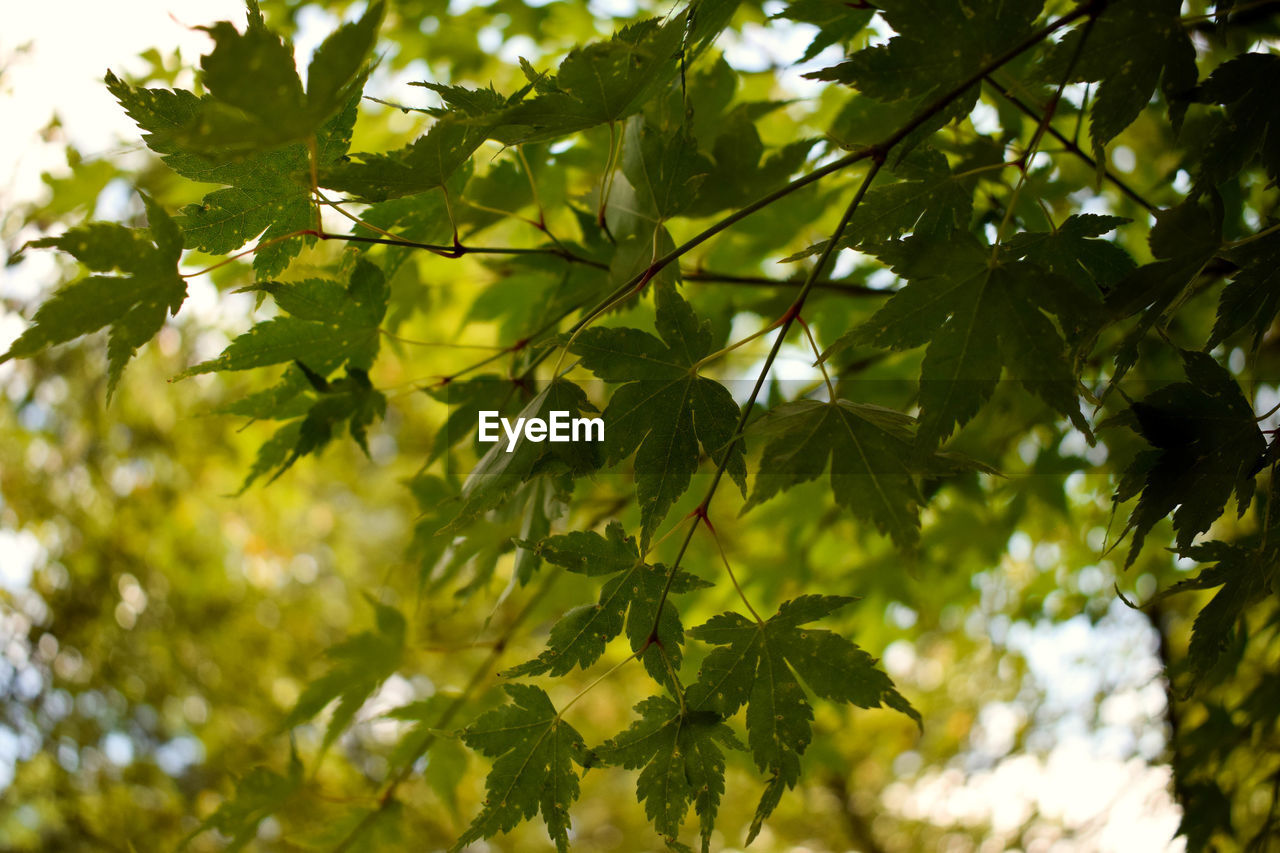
[5, 0, 1280, 849]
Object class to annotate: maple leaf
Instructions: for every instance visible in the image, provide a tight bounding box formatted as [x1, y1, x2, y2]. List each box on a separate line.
[322, 85, 518, 202]
[104, 76, 357, 277]
[281, 597, 405, 756]
[171, 0, 383, 157]
[182, 747, 302, 852]
[1109, 350, 1265, 567]
[1194, 53, 1280, 188]
[488, 18, 685, 143]
[807, 0, 1043, 143]
[571, 286, 746, 547]
[687, 104, 817, 217]
[181, 258, 387, 378]
[1004, 214, 1133, 295]
[780, 146, 978, 262]
[1048, 0, 1196, 150]
[4, 192, 184, 398]
[1145, 541, 1277, 685]
[1208, 231, 1280, 351]
[685, 596, 918, 841]
[621, 117, 711, 222]
[505, 522, 709, 685]
[239, 367, 387, 491]
[593, 695, 744, 852]
[856, 234, 1092, 449]
[743, 399, 927, 548]
[1100, 199, 1221, 384]
[773, 0, 874, 63]
[454, 683, 586, 853]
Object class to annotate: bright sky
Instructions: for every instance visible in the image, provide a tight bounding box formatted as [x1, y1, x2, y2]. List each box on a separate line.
[1, 1, 243, 207]
[0, 3, 1186, 849]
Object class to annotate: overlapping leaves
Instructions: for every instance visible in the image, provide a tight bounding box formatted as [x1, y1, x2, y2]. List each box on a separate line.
[809, 0, 1043, 140]
[505, 522, 709, 685]
[172, 0, 383, 156]
[488, 18, 684, 143]
[1048, 0, 1196, 150]
[855, 234, 1094, 449]
[16, 0, 1280, 850]
[106, 76, 357, 276]
[1144, 540, 1277, 684]
[280, 598, 406, 757]
[1110, 350, 1265, 567]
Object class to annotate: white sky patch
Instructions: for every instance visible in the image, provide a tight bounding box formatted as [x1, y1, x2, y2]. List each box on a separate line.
[0, 1, 244, 209]
[0, 529, 42, 591]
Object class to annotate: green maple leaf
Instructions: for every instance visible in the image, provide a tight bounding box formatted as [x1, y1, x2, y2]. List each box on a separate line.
[808, 0, 1043, 141]
[490, 18, 684, 143]
[743, 399, 928, 548]
[182, 747, 302, 852]
[454, 683, 586, 853]
[105, 76, 357, 277]
[780, 146, 978, 262]
[685, 0, 747, 53]
[181, 258, 387, 377]
[1049, 0, 1196, 150]
[450, 379, 601, 529]
[172, 0, 383, 157]
[1194, 53, 1280, 188]
[571, 286, 746, 547]
[1145, 541, 1277, 685]
[621, 117, 711, 221]
[1004, 214, 1133, 291]
[281, 597, 405, 756]
[685, 595, 918, 842]
[504, 522, 710, 685]
[1003, 213, 1130, 337]
[322, 85, 517, 201]
[774, 0, 874, 63]
[687, 104, 817, 217]
[3, 192, 184, 399]
[593, 695, 744, 852]
[1208, 231, 1280, 351]
[239, 367, 387, 491]
[856, 234, 1091, 449]
[1101, 200, 1221, 385]
[1110, 350, 1265, 567]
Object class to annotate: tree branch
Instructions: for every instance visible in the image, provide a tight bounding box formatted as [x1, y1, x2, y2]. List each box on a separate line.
[983, 77, 1159, 214]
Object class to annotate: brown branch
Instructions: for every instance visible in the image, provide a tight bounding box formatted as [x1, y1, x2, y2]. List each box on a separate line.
[983, 77, 1160, 214]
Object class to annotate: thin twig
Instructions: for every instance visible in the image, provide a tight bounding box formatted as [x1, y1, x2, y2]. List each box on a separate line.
[983, 76, 1159, 214]
[330, 567, 561, 853]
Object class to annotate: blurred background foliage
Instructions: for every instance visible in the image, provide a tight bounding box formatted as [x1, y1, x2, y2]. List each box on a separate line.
[1, 0, 1278, 850]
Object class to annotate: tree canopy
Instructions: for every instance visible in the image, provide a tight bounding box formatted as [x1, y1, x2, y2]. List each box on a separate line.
[1, 0, 1279, 850]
